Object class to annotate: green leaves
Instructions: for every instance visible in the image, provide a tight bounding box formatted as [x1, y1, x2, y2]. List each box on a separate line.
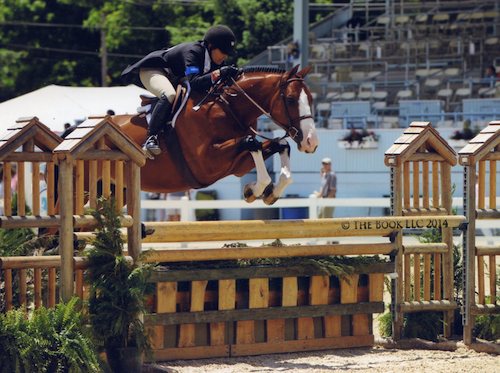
[86, 197, 152, 355]
[0, 298, 101, 373]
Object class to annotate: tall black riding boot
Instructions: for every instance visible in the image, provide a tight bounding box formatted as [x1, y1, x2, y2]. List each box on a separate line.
[143, 94, 173, 156]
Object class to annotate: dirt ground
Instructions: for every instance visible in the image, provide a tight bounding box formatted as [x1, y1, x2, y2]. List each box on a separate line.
[149, 345, 500, 373]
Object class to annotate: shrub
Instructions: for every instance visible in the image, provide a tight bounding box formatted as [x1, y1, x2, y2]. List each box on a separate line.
[0, 298, 101, 373]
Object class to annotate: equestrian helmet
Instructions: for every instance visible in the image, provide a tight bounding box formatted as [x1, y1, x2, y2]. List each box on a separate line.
[204, 25, 236, 55]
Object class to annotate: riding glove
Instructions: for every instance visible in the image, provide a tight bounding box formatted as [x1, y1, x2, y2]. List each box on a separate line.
[219, 65, 240, 81]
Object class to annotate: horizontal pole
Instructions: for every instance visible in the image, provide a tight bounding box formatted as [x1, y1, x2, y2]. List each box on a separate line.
[476, 209, 500, 219]
[144, 302, 384, 326]
[149, 262, 394, 282]
[403, 243, 448, 254]
[470, 304, 500, 315]
[0, 256, 92, 270]
[0, 256, 61, 269]
[402, 208, 448, 216]
[143, 243, 396, 263]
[0, 153, 55, 162]
[142, 216, 465, 243]
[0, 215, 60, 229]
[475, 245, 500, 256]
[399, 300, 457, 313]
[0, 214, 134, 229]
[75, 150, 130, 161]
[73, 214, 134, 229]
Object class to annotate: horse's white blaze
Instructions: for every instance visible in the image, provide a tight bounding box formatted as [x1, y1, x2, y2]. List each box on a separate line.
[298, 89, 319, 153]
[249, 150, 272, 196]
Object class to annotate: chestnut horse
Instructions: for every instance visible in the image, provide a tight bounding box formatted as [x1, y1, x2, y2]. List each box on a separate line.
[111, 65, 318, 205]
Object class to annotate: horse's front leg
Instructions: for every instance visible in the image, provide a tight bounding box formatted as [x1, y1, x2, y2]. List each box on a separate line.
[262, 139, 292, 205]
[241, 136, 273, 203]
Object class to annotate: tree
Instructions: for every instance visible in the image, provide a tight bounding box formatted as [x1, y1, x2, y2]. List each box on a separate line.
[0, 0, 331, 100]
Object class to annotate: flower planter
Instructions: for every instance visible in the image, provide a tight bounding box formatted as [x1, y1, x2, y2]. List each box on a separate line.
[144, 261, 393, 361]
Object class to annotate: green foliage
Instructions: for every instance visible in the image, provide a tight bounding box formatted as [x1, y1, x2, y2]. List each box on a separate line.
[167, 239, 388, 281]
[377, 311, 393, 338]
[0, 298, 101, 373]
[1, 0, 333, 99]
[403, 311, 443, 341]
[0, 308, 30, 373]
[0, 226, 35, 256]
[86, 197, 152, 356]
[378, 311, 443, 341]
[474, 314, 500, 340]
[0, 193, 36, 256]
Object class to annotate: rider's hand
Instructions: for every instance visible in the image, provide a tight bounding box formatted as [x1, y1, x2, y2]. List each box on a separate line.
[219, 65, 239, 81]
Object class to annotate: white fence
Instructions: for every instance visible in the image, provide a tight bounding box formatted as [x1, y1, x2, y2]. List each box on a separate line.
[141, 195, 499, 228]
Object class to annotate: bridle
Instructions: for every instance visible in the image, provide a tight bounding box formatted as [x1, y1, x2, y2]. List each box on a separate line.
[220, 73, 313, 143]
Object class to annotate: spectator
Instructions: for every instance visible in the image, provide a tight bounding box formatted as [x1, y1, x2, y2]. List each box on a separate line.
[315, 158, 337, 218]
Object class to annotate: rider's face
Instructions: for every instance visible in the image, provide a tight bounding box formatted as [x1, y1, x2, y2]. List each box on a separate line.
[210, 48, 228, 65]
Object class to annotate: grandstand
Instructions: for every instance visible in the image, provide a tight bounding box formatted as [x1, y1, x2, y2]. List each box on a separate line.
[256, 0, 500, 130]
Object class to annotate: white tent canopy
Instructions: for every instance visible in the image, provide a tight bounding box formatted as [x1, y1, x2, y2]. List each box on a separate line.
[0, 84, 149, 133]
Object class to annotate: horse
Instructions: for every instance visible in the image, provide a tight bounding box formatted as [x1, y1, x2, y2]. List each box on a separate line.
[111, 65, 318, 205]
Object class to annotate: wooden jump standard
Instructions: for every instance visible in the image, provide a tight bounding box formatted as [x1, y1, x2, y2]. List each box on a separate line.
[458, 121, 500, 344]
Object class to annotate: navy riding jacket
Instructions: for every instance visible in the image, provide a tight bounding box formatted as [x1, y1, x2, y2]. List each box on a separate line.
[121, 41, 223, 92]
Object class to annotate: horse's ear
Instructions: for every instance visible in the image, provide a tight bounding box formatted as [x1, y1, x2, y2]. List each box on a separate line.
[297, 66, 312, 78]
[286, 65, 300, 79]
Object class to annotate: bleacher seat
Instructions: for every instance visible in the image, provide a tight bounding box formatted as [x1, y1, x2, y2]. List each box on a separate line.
[367, 71, 382, 80]
[340, 91, 356, 100]
[376, 15, 391, 26]
[485, 37, 499, 47]
[373, 91, 388, 101]
[395, 15, 411, 26]
[432, 13, 450, 23]
[357, 91, 372, 100]
[396, 89, 413, 100]
[444, 68, 460, 78]
[358, 83, 374, 100]
[455, 87, 472, 99]
[478, 87, 496, 98]
[437, 88, 454, 109]
[423, 78, 442, 95]
[350, 71, 367, 82]
[315, 102, 331, 127]
[380, 116, 399, 128]
[326, 91, 341, 101]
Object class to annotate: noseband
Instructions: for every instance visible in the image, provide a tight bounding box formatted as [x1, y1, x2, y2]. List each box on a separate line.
[227, 74, 312, 143]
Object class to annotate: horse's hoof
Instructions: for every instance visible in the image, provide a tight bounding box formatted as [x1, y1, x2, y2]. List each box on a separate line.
[263, 193, 279, 206]
[243, 185, 257, 203]
[262, 183, 277, 205]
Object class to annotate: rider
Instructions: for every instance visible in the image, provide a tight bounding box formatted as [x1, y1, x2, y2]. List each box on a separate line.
[121, 24, 239, 156]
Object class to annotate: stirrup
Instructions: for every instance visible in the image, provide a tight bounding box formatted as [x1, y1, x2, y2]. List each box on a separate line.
[143, 135, 161, 156]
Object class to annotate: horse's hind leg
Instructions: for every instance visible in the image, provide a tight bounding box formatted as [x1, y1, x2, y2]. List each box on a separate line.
[241, 136, 272, 203]
[262, 140, 292, 205]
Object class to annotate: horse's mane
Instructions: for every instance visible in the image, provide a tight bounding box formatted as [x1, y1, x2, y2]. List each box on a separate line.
[241, 66, 286, 74]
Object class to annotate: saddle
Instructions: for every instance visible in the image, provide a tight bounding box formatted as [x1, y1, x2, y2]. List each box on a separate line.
[137, 84, 188, 128]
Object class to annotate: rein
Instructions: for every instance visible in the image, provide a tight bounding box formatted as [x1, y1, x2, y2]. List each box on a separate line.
[221, 75, 311, 142]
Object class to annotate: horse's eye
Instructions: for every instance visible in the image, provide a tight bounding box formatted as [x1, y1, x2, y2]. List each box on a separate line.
[286, 96, 296, 104]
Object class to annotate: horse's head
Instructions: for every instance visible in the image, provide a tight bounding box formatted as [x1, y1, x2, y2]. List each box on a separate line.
[270, 65, 319, 153]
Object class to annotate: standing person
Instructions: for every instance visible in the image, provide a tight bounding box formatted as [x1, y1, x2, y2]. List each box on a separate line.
[121, 25, 239, 157]
[317, 157, 337, 218]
